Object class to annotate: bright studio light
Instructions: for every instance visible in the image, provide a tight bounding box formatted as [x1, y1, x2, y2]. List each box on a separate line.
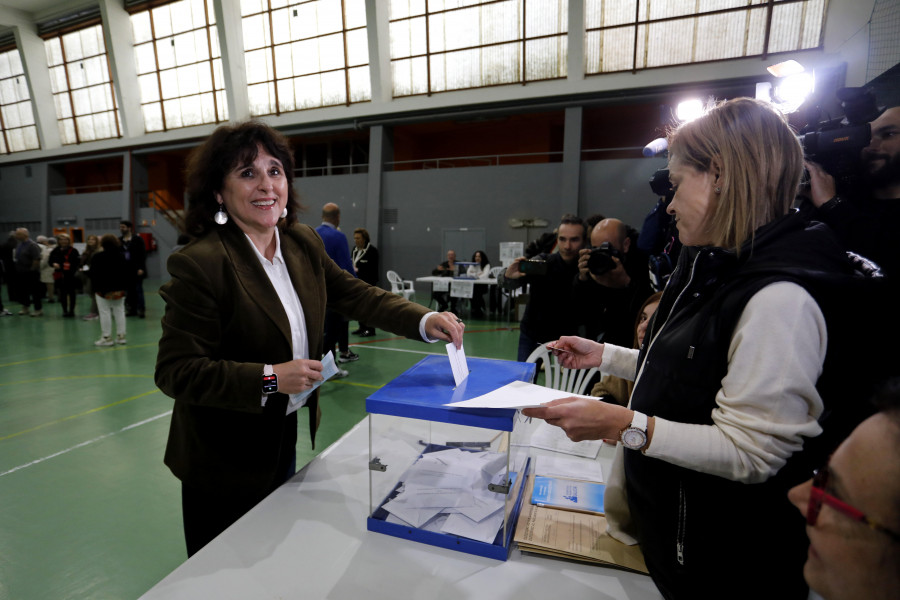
[676, 99, 704, 123]
[774, 72, 815, 113]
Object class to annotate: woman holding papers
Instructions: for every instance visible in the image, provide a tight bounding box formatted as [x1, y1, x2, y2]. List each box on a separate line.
[155, 121, 465, 556]
[523, 98, 871, 598]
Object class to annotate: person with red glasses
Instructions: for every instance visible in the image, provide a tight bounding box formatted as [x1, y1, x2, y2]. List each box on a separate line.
[789, 380, 900, 600]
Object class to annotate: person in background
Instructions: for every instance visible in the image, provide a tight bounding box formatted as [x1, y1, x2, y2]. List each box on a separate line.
[38, 235, 56, 304]
[351, 227, 379, 337]
[316, 203, 358, 370]
[575, 217, 654, 347]
[523, 98, 872, 598]
[13, 228, 42, 317]
[89, 234, 129, 346]
[589, 291, 663, 406]
[432, 249, 458, 313]
[499, 214, 588, 361]
[120, 220, 147, 318]
[0, 232, 13, 316]
[466, 250, 492, 318]
[788, 380, 900, 600]
[155, 121, 465, 557]
[49, 233, 80, 318]
[79, 234, 100, 321]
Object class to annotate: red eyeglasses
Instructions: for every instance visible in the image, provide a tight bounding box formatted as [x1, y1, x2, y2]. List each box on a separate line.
[807, 461, 900, 543]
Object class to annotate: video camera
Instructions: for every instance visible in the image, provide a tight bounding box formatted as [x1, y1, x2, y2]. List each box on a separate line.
[798, 87, 880, 190]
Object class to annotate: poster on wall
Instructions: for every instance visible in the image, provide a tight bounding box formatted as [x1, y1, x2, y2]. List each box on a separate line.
[499, 242, 524, 267]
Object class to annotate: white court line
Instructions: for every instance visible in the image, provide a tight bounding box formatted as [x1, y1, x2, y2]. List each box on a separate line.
[0, 411, 172, 478]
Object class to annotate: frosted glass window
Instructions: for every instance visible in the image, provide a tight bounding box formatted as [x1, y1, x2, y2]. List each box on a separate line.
[390, 0, 567, 97]
[129, 0, 227, 133]
[43, 23, 120, 145]
[0, 47, 40, 154]
[585, 0, 825, 75]
[240, 0, 371, 117]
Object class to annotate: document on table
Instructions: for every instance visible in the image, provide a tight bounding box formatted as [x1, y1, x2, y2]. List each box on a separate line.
[535, 454, 604, 483]
[444, 380, 593, 409]
[447, 342, 469, 385]
[286, 351, 340, 415]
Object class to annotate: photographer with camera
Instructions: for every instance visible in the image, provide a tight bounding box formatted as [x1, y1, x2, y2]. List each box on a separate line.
[807, 106, 900, 278]
[498, 214, 588, 361]
[574, 218, 655, 347]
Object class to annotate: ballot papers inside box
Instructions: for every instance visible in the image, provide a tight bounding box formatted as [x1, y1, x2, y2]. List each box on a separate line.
[366, 355, 536, 560]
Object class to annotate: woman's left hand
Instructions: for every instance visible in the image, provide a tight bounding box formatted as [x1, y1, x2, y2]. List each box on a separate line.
[522, 397, 634, 442]
[425, 312, 465, 349]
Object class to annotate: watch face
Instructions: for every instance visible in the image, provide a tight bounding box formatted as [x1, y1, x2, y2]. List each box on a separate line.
[262, 374, 278, 394]
[623, 428, 647, 449]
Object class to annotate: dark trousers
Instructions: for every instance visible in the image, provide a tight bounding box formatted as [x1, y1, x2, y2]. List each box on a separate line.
[323, 309, 348, 355]
[125, 276, 145, 313]
[517, 329, 540, 363]
[181, 456, 295, 557]
[18, 271, 42, 310]
[57, 277, 77, 314]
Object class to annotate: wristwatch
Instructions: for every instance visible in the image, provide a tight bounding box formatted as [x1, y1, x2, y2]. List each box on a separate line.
[620, 411, 649, 451]
[262, 364, 278, 395]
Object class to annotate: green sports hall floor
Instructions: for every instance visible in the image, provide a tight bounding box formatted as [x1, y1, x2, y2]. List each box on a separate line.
[0, 282, 521, 600]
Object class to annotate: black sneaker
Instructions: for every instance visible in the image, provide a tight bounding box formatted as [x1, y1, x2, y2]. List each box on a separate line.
[338, 351, 359, 363]
[358, 329, 375, 337]
[351, 328, 364, 336]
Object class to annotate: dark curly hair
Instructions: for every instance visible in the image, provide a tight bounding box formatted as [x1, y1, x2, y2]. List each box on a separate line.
[184, 121, 302, 237]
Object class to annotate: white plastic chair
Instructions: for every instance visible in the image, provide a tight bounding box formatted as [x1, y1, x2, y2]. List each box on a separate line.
[386, 270, 415, 301]
[525, 342, 599, 395]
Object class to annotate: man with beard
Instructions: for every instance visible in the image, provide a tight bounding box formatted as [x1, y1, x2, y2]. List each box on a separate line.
[498, 214, 588, 361]
[808, 106, 900, 278]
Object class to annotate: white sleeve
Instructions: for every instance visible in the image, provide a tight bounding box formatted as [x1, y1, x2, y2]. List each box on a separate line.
[602, 344, 640, 380]
[643, 281, 827, 483]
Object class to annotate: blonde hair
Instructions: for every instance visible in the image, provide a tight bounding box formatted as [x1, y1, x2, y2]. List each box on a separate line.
[667, 97, 803, 252]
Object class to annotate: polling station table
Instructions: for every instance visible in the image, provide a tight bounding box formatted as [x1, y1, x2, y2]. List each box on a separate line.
[139, 416, 663, 600]
[416, 276, 504, 318]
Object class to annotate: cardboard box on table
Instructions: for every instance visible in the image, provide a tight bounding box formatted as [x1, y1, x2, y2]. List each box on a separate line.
[366, 355, 536, 560]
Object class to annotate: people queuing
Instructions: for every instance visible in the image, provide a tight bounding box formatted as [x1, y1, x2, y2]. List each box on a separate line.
[13, 228, 43, 316]
[38, 235, 56, 305]
[79, 234, 100, 320]
[154, 121, 465, 557]
[49, 233, 80, 318]
[351, 227, 379, 337]
[316, 202, 358, 373]
[522, 98, 881, 598]
[120, 220, 147, 318]
[89, 234, 129, 346]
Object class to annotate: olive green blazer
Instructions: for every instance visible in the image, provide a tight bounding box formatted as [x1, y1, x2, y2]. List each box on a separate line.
[155, 222, 428, 492]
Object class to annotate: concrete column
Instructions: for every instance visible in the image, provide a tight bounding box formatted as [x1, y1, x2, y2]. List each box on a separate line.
[560, 106, 582, 217]
[366, 125, 392, 246]
[365, 0, 392, 104]
[213, 0, 249, 121]
[567, 0, 584, 83]
[99, 0, 144, 139]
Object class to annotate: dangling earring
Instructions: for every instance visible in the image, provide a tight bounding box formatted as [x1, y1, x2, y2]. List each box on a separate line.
[281, 207, 288, 219]
[214, 203, 228, 225]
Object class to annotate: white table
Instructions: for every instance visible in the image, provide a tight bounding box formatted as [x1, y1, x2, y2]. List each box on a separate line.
[416, 276, 501, 316]
[139, 419, 663, 600]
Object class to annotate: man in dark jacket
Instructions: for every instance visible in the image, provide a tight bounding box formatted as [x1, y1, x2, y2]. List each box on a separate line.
[120, 220, 147, 318]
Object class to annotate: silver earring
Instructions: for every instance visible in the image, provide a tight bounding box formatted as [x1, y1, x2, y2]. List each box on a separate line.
[281, 207, 288, 219]
[715, 186, 721, 194]
[214, 203, 228, 225]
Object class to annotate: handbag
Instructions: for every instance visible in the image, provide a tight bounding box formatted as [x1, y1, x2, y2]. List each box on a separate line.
[52, 270, 63, 281]
[102, 290, 125, 300]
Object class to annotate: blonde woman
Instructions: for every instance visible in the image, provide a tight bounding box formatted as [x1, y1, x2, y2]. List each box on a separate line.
[524, 98, 872, 598]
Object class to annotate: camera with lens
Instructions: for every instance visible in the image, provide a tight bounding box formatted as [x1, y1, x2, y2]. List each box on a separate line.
[798, 87, 880, 191]
[587, 242, 623, 276]
[518, 258, 548, 276]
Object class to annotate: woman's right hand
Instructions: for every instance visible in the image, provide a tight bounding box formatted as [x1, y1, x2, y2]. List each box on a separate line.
[547, 336, 604, 369]
[273, 359, 324, 394]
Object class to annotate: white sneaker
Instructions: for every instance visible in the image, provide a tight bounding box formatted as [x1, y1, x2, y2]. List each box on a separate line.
[333, 368, 349, 379]
[116, 334, 127, 345]
[94, 336, 114, 347]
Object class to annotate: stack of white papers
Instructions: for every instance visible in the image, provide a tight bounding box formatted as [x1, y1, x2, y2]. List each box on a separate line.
[380, 448, 516, 544]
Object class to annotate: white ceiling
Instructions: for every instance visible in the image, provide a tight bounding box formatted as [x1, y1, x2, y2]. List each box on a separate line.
[0, 0, 96, 26]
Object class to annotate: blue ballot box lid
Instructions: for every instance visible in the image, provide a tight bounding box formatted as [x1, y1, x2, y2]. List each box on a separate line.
[366, 355, 535, 431]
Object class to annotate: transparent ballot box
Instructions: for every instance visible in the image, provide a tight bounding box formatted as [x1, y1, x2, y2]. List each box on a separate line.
[366, 355, 536, 560]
